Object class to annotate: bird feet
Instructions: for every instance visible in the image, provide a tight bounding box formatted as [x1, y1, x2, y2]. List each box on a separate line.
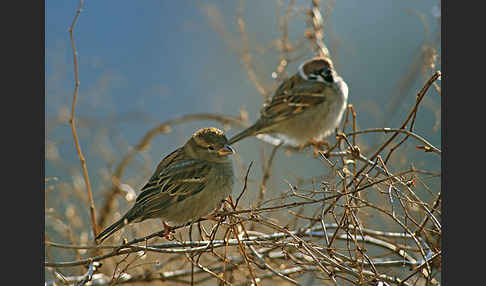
[298, 139, 330, 156]
[201, 213, 221, 222]
[159, 221, 176, 240]
[201, 200, 226, 222]
[309, 139, 330, 156]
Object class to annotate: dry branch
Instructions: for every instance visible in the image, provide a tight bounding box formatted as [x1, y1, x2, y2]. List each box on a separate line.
[68, 0, 99, 239]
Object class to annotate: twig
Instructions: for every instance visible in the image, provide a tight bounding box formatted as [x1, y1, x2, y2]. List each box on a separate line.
[308, 0, 330, 57]
[346, 71, 441, 190]
[235, 161, 253, 208]
[400, 251, 441, 284]
[383, 70, 440, 164]
[257, 143, 282, 208]
[230, 222, 258, 285]
[237, 0, 267, 98]
[345, 128, 440, 155]
[68, 0, 99, 239]
[248, 244, 301, 285]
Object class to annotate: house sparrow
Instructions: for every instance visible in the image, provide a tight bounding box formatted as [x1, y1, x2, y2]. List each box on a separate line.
[228, 56, 349, 147]
[95, 127, 234, 243]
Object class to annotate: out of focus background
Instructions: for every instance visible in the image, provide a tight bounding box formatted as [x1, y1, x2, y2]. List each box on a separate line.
[45, 0, 441, 285]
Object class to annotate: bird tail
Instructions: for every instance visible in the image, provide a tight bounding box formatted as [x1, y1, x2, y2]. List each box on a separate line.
[228, 123, 263, 145]
[95, 213, 134, 244]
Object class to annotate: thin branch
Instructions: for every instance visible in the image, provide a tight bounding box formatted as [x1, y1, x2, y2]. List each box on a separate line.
[235, 161, 253, 208]
[345, 128, 440, 155]
[257, 143, 282, 208]
[237, 0, 268, 98]
[346, 70, 441, 190]
[68, 0, 99, 239]
[308, 0, 330, 57]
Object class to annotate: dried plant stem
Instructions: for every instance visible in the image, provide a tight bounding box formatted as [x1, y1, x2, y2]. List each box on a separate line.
[45, 223, 422, 251]
[228, 195, 259, 285]
[257, 143, 282, 208]
[44, 225, 424, 268]
[237, 0, 267, 98]
[416, 192, 441, 235]
[383, 70, 441, 164]
[68, 0, 99, 239]
[309, 0, 329, 57]
[401, 251, 441, 284]
[345, 128, 440, 155]
[347, 70, 441, 190]
[235, 161, 253, 208]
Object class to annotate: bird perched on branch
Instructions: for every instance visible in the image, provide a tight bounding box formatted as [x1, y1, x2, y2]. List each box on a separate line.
[228, 56, 349, 148]
[95, 127, 235, 244]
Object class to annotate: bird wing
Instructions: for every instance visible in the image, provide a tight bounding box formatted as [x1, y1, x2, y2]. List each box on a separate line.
[260, 77, 330, 125]
[132, 148, 212, 220]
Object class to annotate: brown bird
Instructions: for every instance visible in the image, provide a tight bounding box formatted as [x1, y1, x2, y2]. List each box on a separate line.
[95, 127, 234, 244]
[228, 56, 349, 147]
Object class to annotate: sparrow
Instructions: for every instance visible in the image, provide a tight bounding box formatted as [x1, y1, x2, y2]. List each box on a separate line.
[228, 56, 349, 147]
[95, 127, 235, 243]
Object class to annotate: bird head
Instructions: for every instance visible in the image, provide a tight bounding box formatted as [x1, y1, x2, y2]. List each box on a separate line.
[185, 127, 235, 162]
[298, 56, 336, 84]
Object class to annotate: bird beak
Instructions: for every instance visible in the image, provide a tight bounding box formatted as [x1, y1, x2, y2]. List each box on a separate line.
[218, 144, 235, 156]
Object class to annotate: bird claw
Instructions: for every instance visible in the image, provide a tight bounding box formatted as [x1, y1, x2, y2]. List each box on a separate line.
[201, 200, 227, 222]
[159, 221, 175, 240]
[201, 214, 221, 222]
[300, 139, 330, 156]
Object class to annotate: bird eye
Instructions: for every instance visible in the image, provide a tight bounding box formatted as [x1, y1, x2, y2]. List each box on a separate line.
[310, 68, 326, 81]
[208, 146, 215, 151]
[320, 68, 334, 83]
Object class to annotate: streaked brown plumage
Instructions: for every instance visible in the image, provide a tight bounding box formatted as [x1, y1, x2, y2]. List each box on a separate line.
[95, 127, 234, 244]
[228, 56, 349, 146]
